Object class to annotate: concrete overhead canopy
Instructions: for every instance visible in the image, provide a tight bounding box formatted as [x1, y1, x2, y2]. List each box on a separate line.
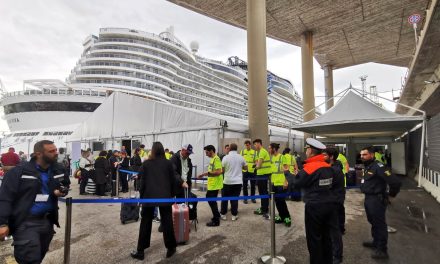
[168, 0, 430, 69]
[396, 1, 440, 116]
[292, 90, 423, 137]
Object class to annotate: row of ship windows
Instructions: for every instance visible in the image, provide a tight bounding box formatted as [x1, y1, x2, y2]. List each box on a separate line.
[94, 44, 181, 66]
[86, 53, 245, 97]
[90, 42, 247, 91]
[84, 53, 246, 96]
[99, 37, 183, 59]
[75, 70, 244, 109]
[98, 38, 246, 87]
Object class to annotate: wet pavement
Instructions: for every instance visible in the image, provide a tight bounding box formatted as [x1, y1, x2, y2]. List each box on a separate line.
[1, 177, 440, 264]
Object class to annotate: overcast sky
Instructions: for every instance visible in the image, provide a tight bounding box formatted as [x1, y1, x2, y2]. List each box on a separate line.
[0, 0, 408, 131]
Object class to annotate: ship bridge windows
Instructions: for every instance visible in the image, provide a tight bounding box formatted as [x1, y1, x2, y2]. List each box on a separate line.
[43, 131, 73, 136]
[4, 102, 101, 114]
[13, 132, 39, 137]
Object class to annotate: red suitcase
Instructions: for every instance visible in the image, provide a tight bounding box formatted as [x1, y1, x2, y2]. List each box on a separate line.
[172, 203, 190, 244]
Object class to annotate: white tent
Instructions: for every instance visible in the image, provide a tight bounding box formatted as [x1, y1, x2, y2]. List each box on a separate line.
[292, 91, 424, 137]
[69, 92, 301, 170]
[292, 89, 426, 185]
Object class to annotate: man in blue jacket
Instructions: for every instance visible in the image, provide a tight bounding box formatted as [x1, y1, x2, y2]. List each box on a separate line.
[0, 140, 68, 264]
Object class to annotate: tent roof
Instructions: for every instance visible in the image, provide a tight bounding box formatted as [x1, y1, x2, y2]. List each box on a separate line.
[292, 91, 423, 137]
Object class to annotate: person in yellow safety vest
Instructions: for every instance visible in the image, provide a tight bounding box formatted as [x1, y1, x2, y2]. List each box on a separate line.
[337, 153, 349, 187]
[197, 145, 223, 227]
[139, 144, 147, 160]
[164, 148, 172, 160]
[283, 148, 300, 201]
[253, 139, 271, 220]
[240, 140, 257, 204]
[269, 143, 292, 227]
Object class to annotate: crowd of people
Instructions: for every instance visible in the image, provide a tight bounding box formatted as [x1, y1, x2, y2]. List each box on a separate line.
[0, 139, 401, 264]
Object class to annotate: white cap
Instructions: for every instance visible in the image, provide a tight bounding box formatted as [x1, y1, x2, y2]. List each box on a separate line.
[305, 138, 326, 150]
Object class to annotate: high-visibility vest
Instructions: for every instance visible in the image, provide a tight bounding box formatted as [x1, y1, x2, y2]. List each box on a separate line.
[337, 153, 348, 187]
[240, 148, 256, 173]
[283, 153, 297, 174]
[271, 153, 286, 186]
[208, 155, 223, 190]
[139, 149, 147, 159]
[256, 148, 272, 176]
[165, 152, 172, 160]
[375, 152, 386, 165]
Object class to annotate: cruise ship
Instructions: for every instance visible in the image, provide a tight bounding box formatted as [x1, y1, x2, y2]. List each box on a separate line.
[0, 27, 304, 152]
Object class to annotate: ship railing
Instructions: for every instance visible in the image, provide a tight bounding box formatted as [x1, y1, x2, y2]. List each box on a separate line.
[99, 28, 190, 53]
[2, 88, 108, 98]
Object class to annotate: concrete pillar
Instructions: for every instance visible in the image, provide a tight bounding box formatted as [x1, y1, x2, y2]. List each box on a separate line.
[301, 31, 315, 123]
[247, 0, 269, 145]
[324, 65, 334, 111]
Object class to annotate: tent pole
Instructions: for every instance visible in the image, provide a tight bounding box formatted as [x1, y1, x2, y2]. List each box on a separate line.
[351, 88, 425, 116]
[111, 92, 116, 149]
[418, 115, 426, 187]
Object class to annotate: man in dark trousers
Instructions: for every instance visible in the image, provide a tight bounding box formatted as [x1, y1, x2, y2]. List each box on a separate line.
[170, 144, 193, 197]
[294, 138, 342, 264]
[360, 146, 401, 259]
[323, 147, 346, 264]
[0, 140, 68, 264]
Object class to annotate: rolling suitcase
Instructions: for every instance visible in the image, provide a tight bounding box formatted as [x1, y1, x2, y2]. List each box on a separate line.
[172, 189, 190, 244]
[120, 178, 140, 224]
[120, 202, 140, 224]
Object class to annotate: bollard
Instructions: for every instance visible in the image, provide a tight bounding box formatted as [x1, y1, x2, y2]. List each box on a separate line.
[261, 176, 286, 264]
[64, 197, 73, 264]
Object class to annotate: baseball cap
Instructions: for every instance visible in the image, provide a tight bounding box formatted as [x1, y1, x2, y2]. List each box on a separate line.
[182, 144, 194, 154]
[304, 138, 326, 150]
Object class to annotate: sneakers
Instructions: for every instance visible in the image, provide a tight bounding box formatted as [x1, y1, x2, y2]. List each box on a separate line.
[243, 200, 248, 204]
[263, 213, 270, 220]
[251, 199, 257, 203]
[153, 216, 160, 223]
[362, 241, 375, 248]
[284, 217, 292, 227]
[254, 208, 263, 215]
[221, 214, 227, 221]
[387, 226, 397, 233]
[274, 216, 283, 224]
[206, 220, 220, 227]
[130, 250, 144, 260]
[231, 215, 238, 221]
[371, 250, 389, 259]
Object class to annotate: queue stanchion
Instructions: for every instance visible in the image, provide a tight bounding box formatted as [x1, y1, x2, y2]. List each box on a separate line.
[192, 165, 198, 192]
[261, 175, 286, 264]
[116, 166, 120, 197]
[64, 197, 73, 264]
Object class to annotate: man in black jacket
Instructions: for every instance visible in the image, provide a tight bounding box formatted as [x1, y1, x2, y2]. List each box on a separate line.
[169, 144, 193, 197]
[323, 147, 346, 264]
[360, 146, 401, 260]
[293, 138, 342, 264]
[0, 140, 68, 264]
